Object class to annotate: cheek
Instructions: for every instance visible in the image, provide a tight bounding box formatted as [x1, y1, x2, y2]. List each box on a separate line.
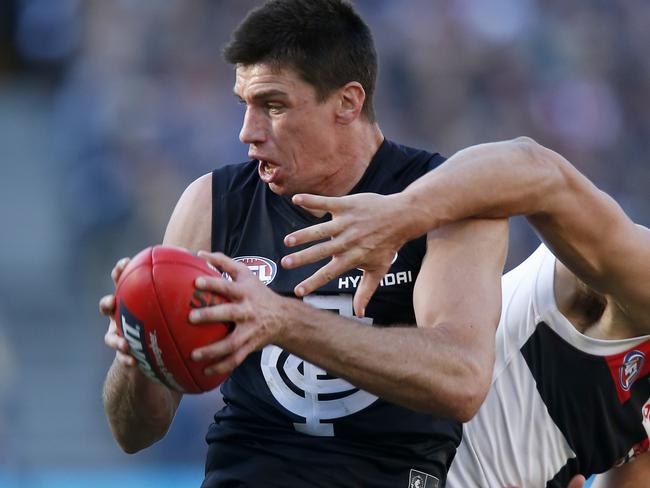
[278, 122, 318, 161]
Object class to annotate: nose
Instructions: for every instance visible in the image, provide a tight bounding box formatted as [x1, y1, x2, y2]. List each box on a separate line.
[239, 106, 266, 145]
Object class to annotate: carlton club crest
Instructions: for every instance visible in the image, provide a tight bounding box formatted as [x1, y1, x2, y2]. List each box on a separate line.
[261, 345, 377, 436]
[261, 294, 377, 437]
[620, 350, 645, 391]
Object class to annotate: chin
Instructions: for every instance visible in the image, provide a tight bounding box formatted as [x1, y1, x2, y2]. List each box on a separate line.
[268, 182, 290, 196]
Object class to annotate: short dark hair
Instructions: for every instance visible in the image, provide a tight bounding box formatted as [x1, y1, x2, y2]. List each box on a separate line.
[224, 0, 378, 121]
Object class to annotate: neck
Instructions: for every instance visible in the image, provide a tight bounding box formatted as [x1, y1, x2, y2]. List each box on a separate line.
[301, 123, 383, 218]
[321, 123, 384, 197]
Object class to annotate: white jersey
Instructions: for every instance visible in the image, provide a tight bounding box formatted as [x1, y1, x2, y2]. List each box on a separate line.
[447, 245, 650, 488]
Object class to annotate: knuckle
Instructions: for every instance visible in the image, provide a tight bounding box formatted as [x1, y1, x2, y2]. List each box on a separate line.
[223, 339, 237, 355]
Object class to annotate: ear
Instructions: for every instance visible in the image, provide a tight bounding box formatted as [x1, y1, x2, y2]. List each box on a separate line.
[335, 82, 366, 124]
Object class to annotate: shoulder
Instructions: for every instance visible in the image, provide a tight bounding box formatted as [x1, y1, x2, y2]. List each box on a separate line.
[387, 139, 446, 175]
[163, 173, 213, 252]
[363, 139, 445, 196]
[213, 160, 260, 195]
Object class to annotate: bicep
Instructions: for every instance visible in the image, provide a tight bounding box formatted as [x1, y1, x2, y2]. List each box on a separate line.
[160, 173, 213, 408]
[526, 148, 650, 316]
[163, 172, 213, 252]
[413, 218, 508, 337]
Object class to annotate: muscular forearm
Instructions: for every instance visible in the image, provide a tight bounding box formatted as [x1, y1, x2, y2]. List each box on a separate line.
[393, 137, 635, 287]
[274, 298, 492, 422]
[103, 359, 180, 453]
[393, 137, 567, 240]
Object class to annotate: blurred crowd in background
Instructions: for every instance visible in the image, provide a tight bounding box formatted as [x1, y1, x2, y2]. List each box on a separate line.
[0, 0, 649, 484]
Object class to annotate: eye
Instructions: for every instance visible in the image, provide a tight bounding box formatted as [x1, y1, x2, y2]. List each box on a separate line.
[267, 103, 285, 114]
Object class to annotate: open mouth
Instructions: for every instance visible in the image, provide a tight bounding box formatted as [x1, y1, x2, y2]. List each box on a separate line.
[258, 159, 280, 183]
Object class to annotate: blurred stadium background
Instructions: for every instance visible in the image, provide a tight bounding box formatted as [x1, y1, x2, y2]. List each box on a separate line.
[0, 0, 648, 486]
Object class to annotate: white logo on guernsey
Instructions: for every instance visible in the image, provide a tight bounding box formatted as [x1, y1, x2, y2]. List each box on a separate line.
[339, 270, 414, 289]
[408, 469, 440, 488]
[261, 294, 377, 436]
[341, 252, 413, 289]
[233, 256, 277, 285]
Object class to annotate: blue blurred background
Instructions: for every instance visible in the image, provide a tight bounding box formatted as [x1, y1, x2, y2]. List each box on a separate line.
[0, 0, 648, 486]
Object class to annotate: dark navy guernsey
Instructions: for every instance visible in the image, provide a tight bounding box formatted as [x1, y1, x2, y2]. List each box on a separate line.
[202, 140, 457, 488]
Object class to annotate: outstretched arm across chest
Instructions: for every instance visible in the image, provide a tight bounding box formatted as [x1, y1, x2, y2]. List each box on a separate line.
[284, 138, 650, 329]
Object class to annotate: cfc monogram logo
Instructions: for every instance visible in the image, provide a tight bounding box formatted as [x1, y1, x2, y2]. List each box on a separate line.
[261, 345, 377, 436]
[261, 294, 376, 436]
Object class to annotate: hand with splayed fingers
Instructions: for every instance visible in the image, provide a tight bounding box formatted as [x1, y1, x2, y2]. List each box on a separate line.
[99, 257, 136, 368]
[282, 192, 416, 317]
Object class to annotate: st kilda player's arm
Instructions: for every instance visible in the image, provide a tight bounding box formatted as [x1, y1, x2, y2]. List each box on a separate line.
[287, 137, 650, 330]
[415, 137, 650, 332]
[393, 137, 650, 330]
[193, 218, 507, 419]
[102, 173, 211, 453]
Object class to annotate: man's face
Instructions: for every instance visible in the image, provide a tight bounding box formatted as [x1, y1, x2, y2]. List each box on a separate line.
[234, 63, 341, 196]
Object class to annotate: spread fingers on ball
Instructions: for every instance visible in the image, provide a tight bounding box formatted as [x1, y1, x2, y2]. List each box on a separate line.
[111, 257, 130, 284]
[193, 331, 255, 374]
[195, 276, 243, 300]
[99, 294, 116, 316]
[116, 350, 136, 367]
[198, 252, 240, 275]
[189, 302, 251, 324]
[105, 328, 129, 353]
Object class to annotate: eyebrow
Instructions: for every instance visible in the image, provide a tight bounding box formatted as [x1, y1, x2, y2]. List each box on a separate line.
[234, 89, 289, 103]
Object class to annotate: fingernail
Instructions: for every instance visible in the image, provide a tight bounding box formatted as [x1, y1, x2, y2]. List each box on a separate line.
[295, 286, 304, 296]
[189, 310, 201, 322]
[286, 237, 295, 246]
[203, 367, 213, 376]
[196, 277, 206, 288]
[283, 256, 293, 266]
[192, 351, 202, 361]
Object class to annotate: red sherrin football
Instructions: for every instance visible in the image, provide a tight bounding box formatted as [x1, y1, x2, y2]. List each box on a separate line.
[114, 245, 231, 393]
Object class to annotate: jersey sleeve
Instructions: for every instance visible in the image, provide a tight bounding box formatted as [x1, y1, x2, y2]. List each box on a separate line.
[493, 244, 553, 379]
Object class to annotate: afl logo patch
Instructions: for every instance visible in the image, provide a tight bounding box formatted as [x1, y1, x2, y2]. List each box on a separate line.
[234, 256, 277, 285]
[620, 350, 645, 391]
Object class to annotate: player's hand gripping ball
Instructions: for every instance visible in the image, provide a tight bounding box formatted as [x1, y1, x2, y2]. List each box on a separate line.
[114, 245, 232, 393]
